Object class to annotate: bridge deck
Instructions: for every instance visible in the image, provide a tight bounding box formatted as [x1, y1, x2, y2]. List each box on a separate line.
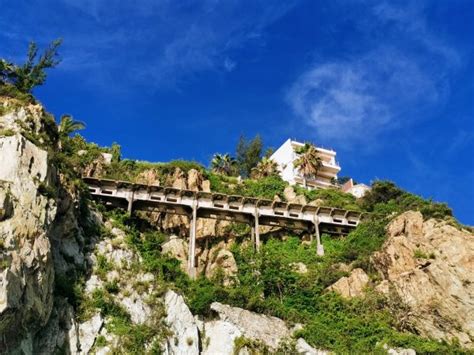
[83, 177, 364, 277]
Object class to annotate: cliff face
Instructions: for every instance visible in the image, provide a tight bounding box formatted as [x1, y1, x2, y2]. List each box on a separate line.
[0, 99, 58, 351]
[372, 211, 474, 347]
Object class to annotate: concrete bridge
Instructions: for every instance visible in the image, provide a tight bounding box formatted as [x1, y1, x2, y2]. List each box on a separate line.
[83, 177, 364, 276]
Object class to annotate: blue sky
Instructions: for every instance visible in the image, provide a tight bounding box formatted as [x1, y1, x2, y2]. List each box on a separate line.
[1, 0, 473, 224]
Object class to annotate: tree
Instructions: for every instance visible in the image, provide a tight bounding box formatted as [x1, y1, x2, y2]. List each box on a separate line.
[110, 143, 122, 163]
[235, 135, 263, 177]
[58, 114, 85, 150]
[211, 153, 237, 176]
[250, 157, 279, 180]
[59, 114, 85, 137]
[263, 147, 275, 158]
[0, 39, 62, 93]
[293, 143, 322, 188]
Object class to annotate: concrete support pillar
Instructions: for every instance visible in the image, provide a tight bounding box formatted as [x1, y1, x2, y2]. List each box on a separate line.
[254, 209, 260, 251]
[188, 200, 198, 279]
[251, 226, 255, 247]
[127, 190, 135, 214]
[314, 216, 324, 256]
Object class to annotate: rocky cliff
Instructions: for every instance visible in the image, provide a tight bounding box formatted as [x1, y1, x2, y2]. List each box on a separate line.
[1, 97, 473, 354]
[0, 98, 58, 351]
[372, 211, 474, 347]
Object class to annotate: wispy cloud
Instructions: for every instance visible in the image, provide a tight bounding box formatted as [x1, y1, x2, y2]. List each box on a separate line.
[287, 0, 460, 147]
[0, 0, 298, 89]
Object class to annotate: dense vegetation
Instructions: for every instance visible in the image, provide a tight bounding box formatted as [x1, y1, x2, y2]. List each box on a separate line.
[97, 206, 466, 354]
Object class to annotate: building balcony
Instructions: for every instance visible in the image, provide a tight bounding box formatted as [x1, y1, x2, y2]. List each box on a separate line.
[321, 160, 341, 174]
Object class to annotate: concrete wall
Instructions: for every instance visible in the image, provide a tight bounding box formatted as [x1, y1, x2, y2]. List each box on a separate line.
[270, 138, 297, 184]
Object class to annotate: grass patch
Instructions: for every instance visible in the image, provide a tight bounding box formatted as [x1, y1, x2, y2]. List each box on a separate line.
[0, 128, 15, 136]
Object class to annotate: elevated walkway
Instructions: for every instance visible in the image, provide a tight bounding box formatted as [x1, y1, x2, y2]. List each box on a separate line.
[83, 177, 364, 277]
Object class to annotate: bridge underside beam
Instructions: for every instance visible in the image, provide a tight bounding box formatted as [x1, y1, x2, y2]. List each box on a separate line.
[197, 208, 253, 224]
[88, 188, 358, 270]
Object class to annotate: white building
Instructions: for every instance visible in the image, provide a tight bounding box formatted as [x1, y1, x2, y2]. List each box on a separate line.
[270, 139, 341, 189]
[341, 178, 371, 198]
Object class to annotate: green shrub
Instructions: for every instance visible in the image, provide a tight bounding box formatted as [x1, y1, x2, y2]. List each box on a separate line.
[207, 172, 234, 194]
[95, 335, 107, 348]
[104, 279, 120, 294]
[337, 218, 387, 266]
[360, 180, 453, 221]
[96, 254, 113, 280]
[102, 158, 205, 184]
[235, 175, 287, 199]
[37, 182, 58, 199]
[0, 83, 35, 104]
[0, 128, 15, 136]
[295, 185, 361, 210]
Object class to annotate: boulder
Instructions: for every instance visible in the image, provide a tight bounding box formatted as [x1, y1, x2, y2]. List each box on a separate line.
[383, 343, 416, 355]
[290, 262, 308, 274]
[295, 338, 329, 355]
[202, 243, 238, 285]
[169, 168, 187, 190]
[187, 169, 203, 191]
[284, 186, 298, 201]
[78, 313, 103, 354]
[201, 180, 211, 193]
[372, 211, 474, 347]
[83, 154, 107, 178]
[327, 268, 369, 298]
[161, 235, 188, 272]
[120, 292, 151, 325]
[136, 169, 160, 185]
[202, 320, 242, 355]
[163, 290, 199, 355]
[209, 302, 291, 350]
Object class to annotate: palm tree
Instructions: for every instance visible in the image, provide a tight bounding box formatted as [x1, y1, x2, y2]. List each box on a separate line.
[251, 157, 278, 179]
[211, 153, 237, 176]
[58, 114, 85, 150]
[293, 143, 322, 187]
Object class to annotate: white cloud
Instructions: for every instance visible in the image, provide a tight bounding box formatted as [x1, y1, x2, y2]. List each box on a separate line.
[63, 1, 298, 87]
[0, 0, 298, 89]
[287, 1, 459, 147]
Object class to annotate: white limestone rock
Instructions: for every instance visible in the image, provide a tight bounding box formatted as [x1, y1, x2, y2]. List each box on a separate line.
[290, 262, 308, 274]
[383, 343, 417, 355]
[78, 313, 103, 354]
[85, 274, 103, 294]
[209, 302, 291, 351]
[296, 338, 329, 355]
[120, 292, 151, 325]
[202, 320, 242, 355]
[163, 290, 199, 355]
